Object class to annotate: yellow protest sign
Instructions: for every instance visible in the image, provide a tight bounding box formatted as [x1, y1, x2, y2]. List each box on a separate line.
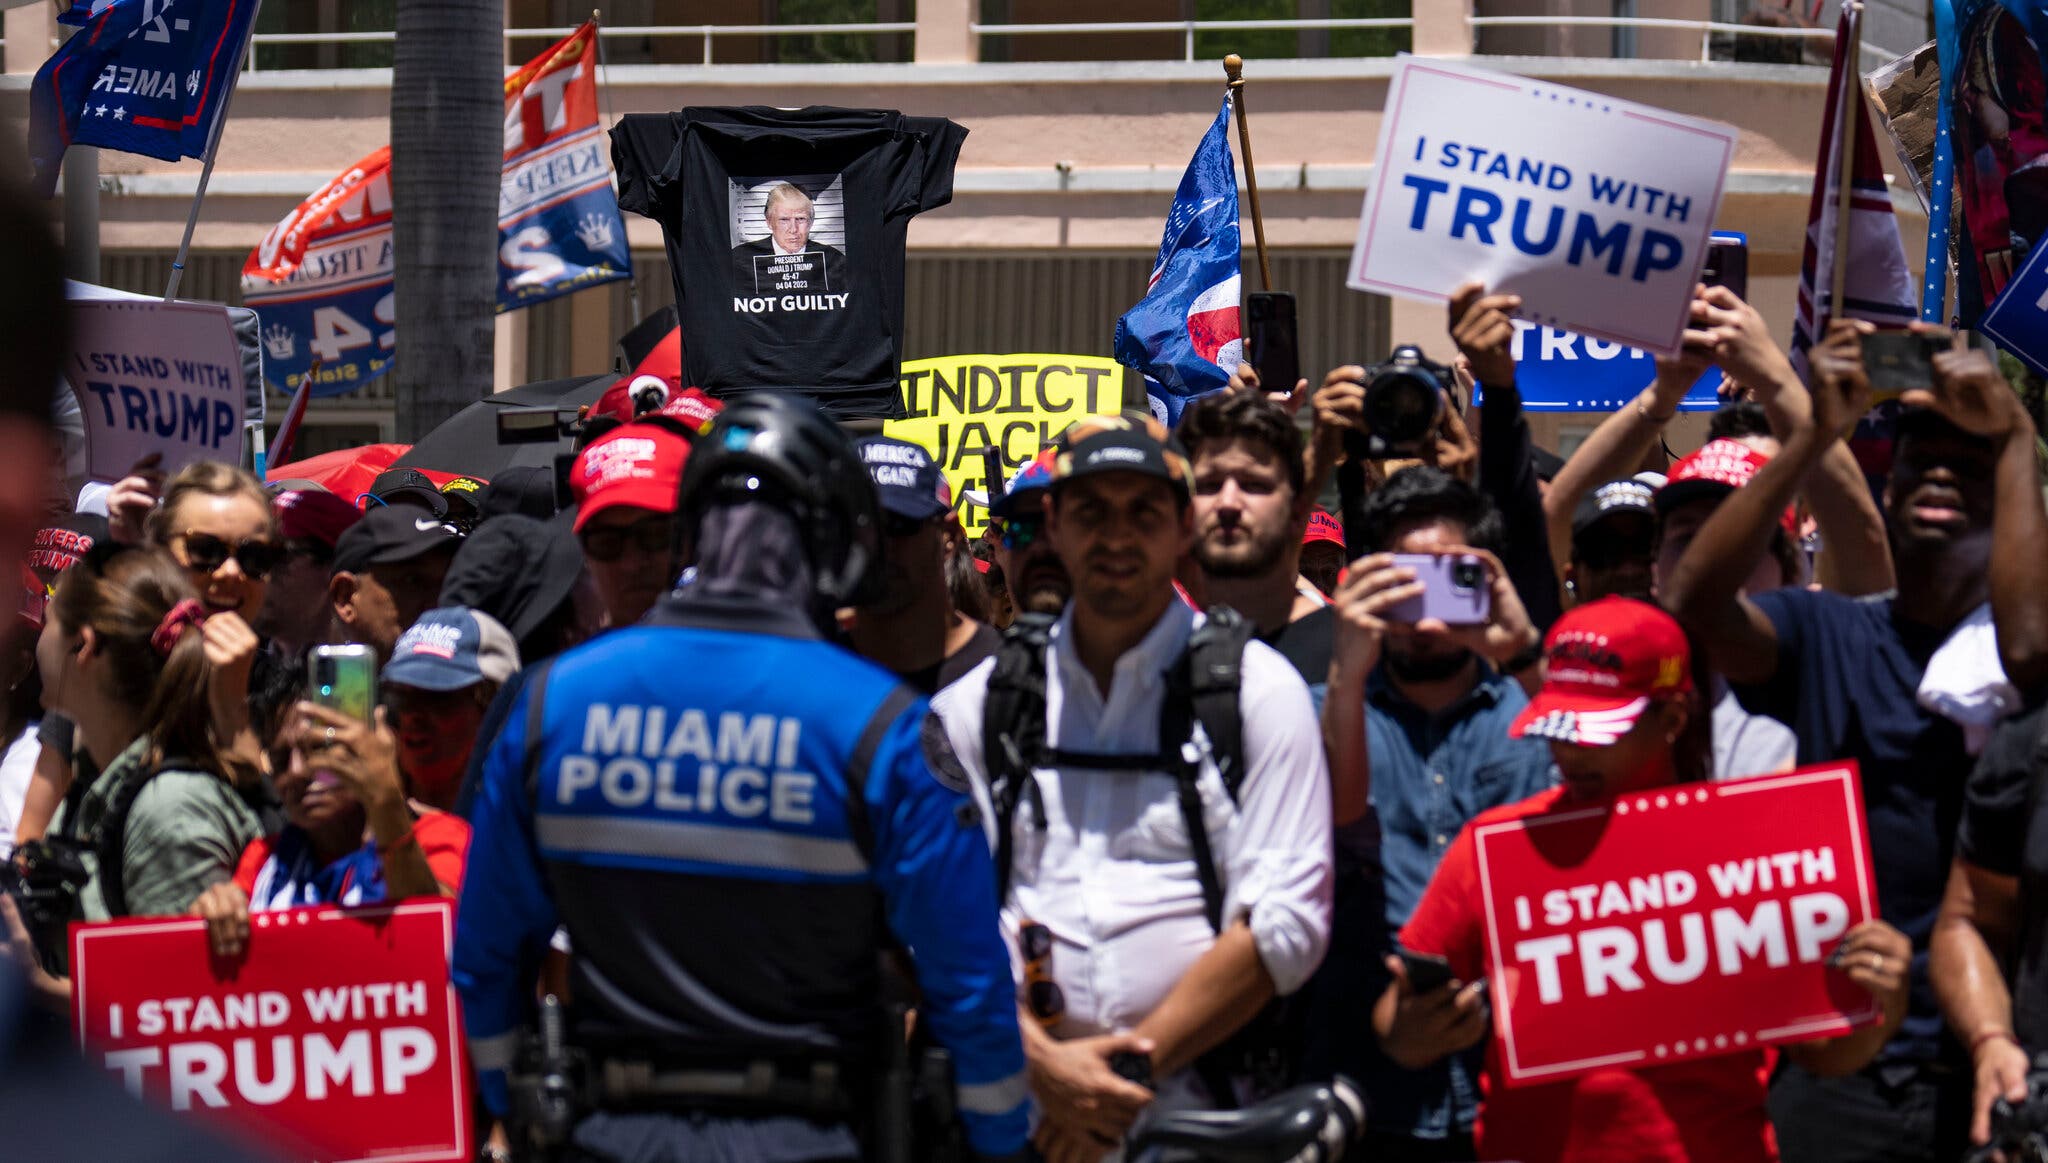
[886, 354, 1124, 534]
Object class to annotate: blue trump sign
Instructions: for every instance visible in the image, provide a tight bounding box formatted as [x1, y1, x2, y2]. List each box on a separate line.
[1979, 238, 2048, 376]
[1481, 323, 1719, 412]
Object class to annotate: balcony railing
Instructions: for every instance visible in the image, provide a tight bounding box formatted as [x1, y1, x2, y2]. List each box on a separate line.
[24, 13, 1899, 73]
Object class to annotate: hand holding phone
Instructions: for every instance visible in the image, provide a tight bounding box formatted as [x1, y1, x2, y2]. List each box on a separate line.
[1397, 948, 1457, 995]
[1861, 329, 1945, 397]
[1382, 554, 1492, 626]
[308, 645, 377, 723]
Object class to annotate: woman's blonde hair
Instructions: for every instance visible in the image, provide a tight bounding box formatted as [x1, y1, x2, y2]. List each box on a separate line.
[145, 460, 276, 547]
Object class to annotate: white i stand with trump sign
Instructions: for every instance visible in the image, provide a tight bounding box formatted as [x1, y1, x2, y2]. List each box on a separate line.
[1348, 57, 1738, 354]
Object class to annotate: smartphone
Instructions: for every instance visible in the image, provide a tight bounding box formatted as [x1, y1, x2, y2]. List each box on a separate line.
[1701, 232, 1748, 301]
[1246, 291, 1300, 397]
[1862, 329, 1944, 396]
[1106, 1050, 1155, 1091]
[1384, 554, 1491, 626]
[1397, 948, 1457, 994]
[308, 644, 377, 723]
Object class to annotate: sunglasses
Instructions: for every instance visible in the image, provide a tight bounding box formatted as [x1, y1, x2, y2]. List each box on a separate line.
[170, 531, 283, 581]
[1574, 532, 1655, 573]
[998, 517, 1043, 551]
[1019, 921, 1066, 1027]
[580, 516, 673, 563]
[882, 511, 936, 539]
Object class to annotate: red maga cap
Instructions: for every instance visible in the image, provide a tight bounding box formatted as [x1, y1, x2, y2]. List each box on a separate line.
[569, 423, 692, 533]
[1509, 596, 1693, 747]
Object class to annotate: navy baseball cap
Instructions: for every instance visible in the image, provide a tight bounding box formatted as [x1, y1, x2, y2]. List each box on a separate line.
[381, 606, 520, 691]
[1572, 477, 1658, 543]
[857, 436, 951, 521]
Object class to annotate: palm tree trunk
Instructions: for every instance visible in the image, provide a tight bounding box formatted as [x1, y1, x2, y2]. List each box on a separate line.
[390, 0, 501, 442]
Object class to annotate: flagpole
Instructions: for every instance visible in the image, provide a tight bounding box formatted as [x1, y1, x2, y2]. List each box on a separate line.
[591, 8, 642, 325]
[1223, 54, 1272, 293]
[164, 0, 264, 301]
[1825, 0, 1862, 328]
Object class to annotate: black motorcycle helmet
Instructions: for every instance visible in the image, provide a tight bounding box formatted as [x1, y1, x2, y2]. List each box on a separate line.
[674, 391, 882, 608]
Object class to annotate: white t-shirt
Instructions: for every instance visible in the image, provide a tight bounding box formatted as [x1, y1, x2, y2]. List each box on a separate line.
[0, 722, 41, 860]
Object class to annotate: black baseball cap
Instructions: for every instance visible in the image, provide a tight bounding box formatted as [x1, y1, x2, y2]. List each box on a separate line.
[1571, 477, 1658, 544]
[369, 468, 449, 516]
[1049, 413, 1191, 498]
[856, 436, 950, 521]
[439, 511, 585, 645]
[330, 505, 463, 577]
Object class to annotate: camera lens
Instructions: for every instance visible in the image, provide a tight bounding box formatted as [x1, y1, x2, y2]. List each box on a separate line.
[1363, 369, 1442, 453]
[1452, 559, 1485, 590]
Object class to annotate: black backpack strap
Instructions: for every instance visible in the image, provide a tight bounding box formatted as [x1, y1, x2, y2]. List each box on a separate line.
[94, 754, 194, 919]
[982, 613, 1056, 908]
[1160, 606, 1255, 937]
[844, 684, 919, 863]
[520, 658, 557, 805]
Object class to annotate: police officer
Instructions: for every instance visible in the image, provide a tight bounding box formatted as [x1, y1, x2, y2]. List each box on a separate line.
[454, 392, 1030, 1162]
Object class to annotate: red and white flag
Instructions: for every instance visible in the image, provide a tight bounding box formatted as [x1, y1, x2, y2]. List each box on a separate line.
[1791, 4, 1917, 380]
[267, 367, 314, 471]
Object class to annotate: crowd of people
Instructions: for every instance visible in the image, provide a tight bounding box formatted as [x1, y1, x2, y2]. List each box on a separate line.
[2, 202, 2048, 1163]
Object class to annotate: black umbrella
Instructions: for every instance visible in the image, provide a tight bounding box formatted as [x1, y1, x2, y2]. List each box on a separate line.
[391, 373, 614, 480]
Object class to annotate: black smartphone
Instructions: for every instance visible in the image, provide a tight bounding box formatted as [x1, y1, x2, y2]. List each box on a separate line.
[1397, 947, 1456, 994]
[1701, 233, 1748, 301]
[1862, 329, 1945, 396]
[1107, 1050, 1154, 1091]
[1246, 291, 1300, 396]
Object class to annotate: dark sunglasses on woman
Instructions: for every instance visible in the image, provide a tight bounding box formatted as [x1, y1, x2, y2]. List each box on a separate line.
[168, 531, 284, 581]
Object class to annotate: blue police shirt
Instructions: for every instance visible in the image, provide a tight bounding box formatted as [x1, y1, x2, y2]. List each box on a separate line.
[452, 593, 1030, 1157]
[1731, 589, 1967, 1070]
[1354, 663, 1556, 1140]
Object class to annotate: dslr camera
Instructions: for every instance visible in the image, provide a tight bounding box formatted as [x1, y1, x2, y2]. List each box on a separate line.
[1974, 1052, 2048, 1163]
[1346, 345, 1458, 461]
[0, 835, 91, 970]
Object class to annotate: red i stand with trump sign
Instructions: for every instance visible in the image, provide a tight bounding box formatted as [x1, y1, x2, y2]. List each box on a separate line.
[71, 900, 471, 1162]
[1473, 762, 1881, 1087]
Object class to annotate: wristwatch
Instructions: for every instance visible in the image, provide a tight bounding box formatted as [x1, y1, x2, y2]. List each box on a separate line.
[1502, 639, 1545, 675]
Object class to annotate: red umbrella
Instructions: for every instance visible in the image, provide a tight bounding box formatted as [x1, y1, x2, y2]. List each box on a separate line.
[265, 443, 464, 505]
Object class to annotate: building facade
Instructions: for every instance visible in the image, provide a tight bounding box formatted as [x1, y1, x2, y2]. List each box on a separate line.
[1, 0, 1930, 457]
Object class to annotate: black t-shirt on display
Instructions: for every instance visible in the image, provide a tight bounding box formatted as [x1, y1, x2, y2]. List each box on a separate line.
[1957, 702, 2048, 1049]
[611, 106, 969, 420]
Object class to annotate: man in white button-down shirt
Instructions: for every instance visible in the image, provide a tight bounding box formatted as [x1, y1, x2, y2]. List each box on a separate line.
[934, 414, 1335, 1163]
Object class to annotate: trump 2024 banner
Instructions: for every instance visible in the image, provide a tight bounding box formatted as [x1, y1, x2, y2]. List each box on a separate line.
[241, 147, 396, 398]
[72, 900, 470, 1162]
[1473, 763, 1881, 1086]
[1348, 57, 1736, 355]
[498, 20, 632, 312]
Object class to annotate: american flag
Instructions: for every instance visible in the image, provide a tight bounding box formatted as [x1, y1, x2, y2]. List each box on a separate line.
[1790, 3, 1916, 380]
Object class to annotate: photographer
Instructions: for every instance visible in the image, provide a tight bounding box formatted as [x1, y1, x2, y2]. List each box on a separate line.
[1933, 697, 2048, 1152]
[1313, 282, 1559, 631]
[1317, 467, 1553, 1159]
[2, 545, 260, 1008]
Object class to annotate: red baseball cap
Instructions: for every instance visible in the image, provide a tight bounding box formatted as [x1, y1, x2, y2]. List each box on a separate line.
[657, 387, 723, 435]
[569, 423, 691, 533]
[1302, 507, 1344, 548]
[1655, 438, 1798, 537]
[1509, 596, 1693, 747]
[273, 488, 364, 551]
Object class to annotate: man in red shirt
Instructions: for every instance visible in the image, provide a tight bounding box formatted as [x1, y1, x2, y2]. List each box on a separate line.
[1379, 596, 1912, 1163]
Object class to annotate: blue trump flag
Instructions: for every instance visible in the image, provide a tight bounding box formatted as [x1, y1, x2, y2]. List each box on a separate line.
[29, 0, 259, 198]
[1113, 96, 1244, 426]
